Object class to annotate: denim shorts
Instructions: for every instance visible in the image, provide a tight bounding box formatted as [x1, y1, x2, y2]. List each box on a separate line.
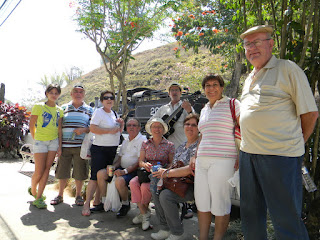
[33, 138, 59, 153]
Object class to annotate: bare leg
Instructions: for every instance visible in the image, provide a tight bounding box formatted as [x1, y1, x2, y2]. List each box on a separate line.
[36, 151, 56, 199]
[115, 177, 128, 201]
[75, 180, 84, 197]
[97, 169, 109, 199]
[138, 203, 149, 214]
[198, 211, 212, 240]
[82, 180, 97, 215]
[58, 179, 68, 197]
[31, 152, 47, 196]
[213, 214, 230, 240]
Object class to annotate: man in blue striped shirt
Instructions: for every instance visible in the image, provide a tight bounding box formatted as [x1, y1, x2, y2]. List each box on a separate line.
[51, 85, 94, 206]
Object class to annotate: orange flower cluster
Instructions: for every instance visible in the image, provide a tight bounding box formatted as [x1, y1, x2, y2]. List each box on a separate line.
[130, 22, 136, 28]
[199, 32, 204, 36]
[212, 29, 219, 33]
[177, 31, 183, 36]
[185, 33, 190, 36]
[225, 29, 228, 32]
[202, 10, 216, 15]
[173, 47, 178, 51]
[189, 14, 195, 19]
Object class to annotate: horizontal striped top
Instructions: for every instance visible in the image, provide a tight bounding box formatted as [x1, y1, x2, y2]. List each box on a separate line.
[198, 96, 240, 160]
[61, 102, 94, 147]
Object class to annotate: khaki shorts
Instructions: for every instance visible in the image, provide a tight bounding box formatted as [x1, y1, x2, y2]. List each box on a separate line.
[55, 147, 89, 180]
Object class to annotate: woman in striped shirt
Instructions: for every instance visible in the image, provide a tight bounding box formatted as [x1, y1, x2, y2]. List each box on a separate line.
[192, 74, 240, 240]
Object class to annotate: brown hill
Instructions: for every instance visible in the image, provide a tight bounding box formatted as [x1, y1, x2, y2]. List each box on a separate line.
[58, 42, 229, 105]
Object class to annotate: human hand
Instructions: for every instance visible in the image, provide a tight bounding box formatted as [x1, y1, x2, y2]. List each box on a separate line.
[116, 118, 125, 132]
[56, 147, 62, 157]
[144, 162, 152, 172]
[152, 168, 167, 178]
[74, 128, 86, 135]
[182, 100, 192, 114]
[234, 159, 239, 170]
[189, 156, 196, 176]
[114, 169, 124, 177]
[109, 127, 120, 134]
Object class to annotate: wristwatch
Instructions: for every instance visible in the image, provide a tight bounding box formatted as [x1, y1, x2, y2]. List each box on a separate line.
[123, 169, 128, 174]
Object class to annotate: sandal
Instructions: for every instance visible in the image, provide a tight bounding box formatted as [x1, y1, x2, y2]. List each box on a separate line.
[33, 197, 47, 209]
[50, 196, 63, 205]
[75, 196, 84, 206]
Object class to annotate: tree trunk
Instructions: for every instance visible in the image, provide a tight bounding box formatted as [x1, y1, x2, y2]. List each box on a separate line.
[0, 83, 5, 102]
[280, 0, 289, 58]
[225, 53, 242, 99]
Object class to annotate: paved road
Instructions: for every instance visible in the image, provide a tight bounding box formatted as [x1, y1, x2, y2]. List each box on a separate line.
[0, 158, 243, 240]
[0, 159, 201, 240]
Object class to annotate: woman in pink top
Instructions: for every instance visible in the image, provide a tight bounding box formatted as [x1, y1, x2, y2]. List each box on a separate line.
[190, 74, 240, 240]
[129, 118, 174, 231]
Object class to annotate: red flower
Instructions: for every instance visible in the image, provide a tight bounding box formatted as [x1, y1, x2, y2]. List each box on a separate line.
[199, 32, 204, 36]
[225, 29, 228, 32]
[197, 27, 201, 30]
[211, 10, 216, 14]
[189, 14, 195, 19]
[212, 29, 218, 33]
[173, 47, 178, 51]
[177, 31, 183, 36]
[202, 12, 206, 15]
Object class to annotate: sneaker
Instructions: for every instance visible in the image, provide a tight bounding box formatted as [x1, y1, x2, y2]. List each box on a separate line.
[142, 213, 150, 231]
[151, 230, 170, 240]
[116, 203, 131, 217]
[165, 234, 183, 240]
[90, 202, 104, 212]
[32, 198, 47, 209]
[132, 210, 151, 224]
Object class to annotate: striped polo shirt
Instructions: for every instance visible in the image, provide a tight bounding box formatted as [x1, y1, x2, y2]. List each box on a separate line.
[197, 96, 240, 160]
[61, 101, 94, 148]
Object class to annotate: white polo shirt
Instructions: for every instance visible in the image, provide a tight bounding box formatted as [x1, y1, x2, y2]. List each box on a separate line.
[119, 132, 147, 168]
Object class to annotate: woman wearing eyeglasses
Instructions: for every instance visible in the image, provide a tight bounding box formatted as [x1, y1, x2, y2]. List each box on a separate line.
[190, 74, 240, 240]
[150, 113, 200, 240]
[82, 90, 124, 216]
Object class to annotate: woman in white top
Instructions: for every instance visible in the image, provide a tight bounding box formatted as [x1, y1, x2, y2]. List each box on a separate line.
[82, 90, 124, 216]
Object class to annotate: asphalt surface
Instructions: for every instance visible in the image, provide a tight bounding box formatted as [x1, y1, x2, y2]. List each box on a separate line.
[0, 159, 200, 240]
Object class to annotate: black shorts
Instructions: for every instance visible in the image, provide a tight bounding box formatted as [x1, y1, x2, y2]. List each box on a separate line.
[90, 145, 118, 180]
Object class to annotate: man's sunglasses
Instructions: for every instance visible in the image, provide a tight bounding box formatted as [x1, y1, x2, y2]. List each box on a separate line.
[103, 96, 115, 100]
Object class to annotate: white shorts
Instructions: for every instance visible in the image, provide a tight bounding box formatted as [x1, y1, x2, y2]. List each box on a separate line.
[194, 157, 235, 216]
[33, 138, 59, 153]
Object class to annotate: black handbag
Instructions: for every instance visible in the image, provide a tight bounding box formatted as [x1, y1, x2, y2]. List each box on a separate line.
[137, 168, 151, 184]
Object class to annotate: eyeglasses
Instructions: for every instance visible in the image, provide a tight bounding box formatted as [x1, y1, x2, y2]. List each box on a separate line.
[205, 83, 220, 88]
[103, 96, 115, 100]
[243, 39, 271, 49]
[184, 123, 198, 127]
[151, 126, 163, 129]
[126, 124, 138, 127]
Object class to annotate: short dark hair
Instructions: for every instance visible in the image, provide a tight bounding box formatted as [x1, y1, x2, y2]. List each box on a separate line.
[45, 84, 61, 96]
[126, 117, 141, 127]
[202, 74, 225, 89]
[183, 113, 200, 125]
[100, 90, 115, 102]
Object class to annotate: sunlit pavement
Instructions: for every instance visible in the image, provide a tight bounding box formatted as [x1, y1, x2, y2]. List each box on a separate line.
[0, 159, 200, 240]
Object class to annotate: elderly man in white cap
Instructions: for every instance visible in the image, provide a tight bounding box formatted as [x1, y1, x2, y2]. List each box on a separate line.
[51, 85, 94, 206]
[150, 82, 193, 148]
[239, 25, 318, 240]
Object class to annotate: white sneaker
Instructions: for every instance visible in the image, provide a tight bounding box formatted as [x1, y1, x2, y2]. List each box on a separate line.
[165, 234, 183, 240]
[142, 213, 151, 231]
[151, 230, 170, 240]
[132, 210, 151, 224]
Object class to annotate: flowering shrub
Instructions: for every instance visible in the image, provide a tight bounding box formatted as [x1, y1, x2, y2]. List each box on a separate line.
[0, 101, 29, 155]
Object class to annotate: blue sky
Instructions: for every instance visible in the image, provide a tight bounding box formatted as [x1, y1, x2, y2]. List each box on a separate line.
[0, 0, 171, 104]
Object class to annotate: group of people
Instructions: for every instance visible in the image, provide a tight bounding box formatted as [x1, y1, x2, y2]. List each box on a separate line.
[28, 25, 318, 240]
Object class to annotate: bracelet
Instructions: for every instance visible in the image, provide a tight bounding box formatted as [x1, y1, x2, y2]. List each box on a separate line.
[123, 168, 128, 174]
[166, 169, 170, 178]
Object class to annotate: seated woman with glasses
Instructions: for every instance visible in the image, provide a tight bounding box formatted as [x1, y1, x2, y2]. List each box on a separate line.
[82, 90, 124, 216]
[129, 118, 175, 231]
[150, 113, 200, 240]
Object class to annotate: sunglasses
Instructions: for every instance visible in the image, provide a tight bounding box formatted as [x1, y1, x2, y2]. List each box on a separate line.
[103, 96, 115, 100]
